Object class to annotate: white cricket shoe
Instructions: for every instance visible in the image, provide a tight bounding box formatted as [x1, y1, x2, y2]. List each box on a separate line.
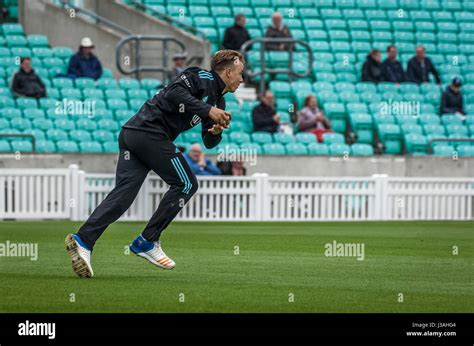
[130, 235, 176, 270]
[65, 233, 94, 278]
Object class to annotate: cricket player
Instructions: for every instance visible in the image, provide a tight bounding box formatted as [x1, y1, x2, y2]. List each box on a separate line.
[65, 50, 245, 278]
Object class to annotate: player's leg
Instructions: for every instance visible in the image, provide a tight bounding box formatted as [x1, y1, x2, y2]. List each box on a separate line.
[142, 151, 198, 242]
[76, 130, 149, 249]
[66, 129, 149, 278]
[127, 134, 198, 269]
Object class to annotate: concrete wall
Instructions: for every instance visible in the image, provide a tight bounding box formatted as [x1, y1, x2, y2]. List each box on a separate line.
[1, 153, 472, 177]
[19, 0, 124, 77]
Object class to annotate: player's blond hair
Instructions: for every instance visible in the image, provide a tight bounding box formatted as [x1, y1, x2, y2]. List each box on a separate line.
[211, 50, 246, 72]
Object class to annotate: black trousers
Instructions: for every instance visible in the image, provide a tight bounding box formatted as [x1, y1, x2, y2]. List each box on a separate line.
[77, 128, 198, 250]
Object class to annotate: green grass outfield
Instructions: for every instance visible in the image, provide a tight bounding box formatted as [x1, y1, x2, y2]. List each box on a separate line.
[0, 221, 472, 313]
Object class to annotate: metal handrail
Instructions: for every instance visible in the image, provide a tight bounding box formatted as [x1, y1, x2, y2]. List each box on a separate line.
[240, 37, 313, 96]
[125, 0, 206, 40]
[428, 138, 474, 154]
[58, 0, 132, 35]
[187, 56, 204, 67]
[0, 134, 36, 152]
[116, 35, 188, 79]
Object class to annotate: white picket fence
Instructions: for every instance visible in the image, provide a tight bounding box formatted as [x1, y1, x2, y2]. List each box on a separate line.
[0, 165, 473, 221]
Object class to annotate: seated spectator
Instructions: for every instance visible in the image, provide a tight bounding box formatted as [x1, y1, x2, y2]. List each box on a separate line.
[406, 45, 441, 84]
[216, 161, 232, 175]
[184, 143, 221, 176]
[440, 77, 465, 115]
[216, 161, 247, 176]
[252, 90, 280, 133]
[67, 37, 102, 80]
[168, 52, 188, 81]
[361, 49, 383, 83]
[231, 161, 246, 176]
[223, 14, 251, 51]
[297, 95, 332, 142]
[11, 57, 46, 98]
[381, 45, 405, 83]
[264, 12, 293, 51]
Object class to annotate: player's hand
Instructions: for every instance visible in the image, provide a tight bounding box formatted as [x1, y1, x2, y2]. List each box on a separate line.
[209, 107, 231, 126]
[207, 123, 227, 135]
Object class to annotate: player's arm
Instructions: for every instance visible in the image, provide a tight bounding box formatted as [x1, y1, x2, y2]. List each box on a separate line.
[164, 72, 213, 120]
[201, 97, 227, 149]
[164, 71, 231, 126]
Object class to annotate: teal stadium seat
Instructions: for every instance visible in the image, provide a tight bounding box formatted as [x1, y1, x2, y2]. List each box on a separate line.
[252, 132, 273, 145]
[11, 140, 33, 152]
[0, 140, 11, 151]
[457, 145, 474, 157]
[80, 141, 103, 153]
[307, 142, 329, 155]
[229, 132, 251, 144]
[35, 140, 56, 153]
[262, 143, 286, 155]
[274, 132, 296, 144]
[351, 143, 374, 156]
[329, 143, 350, 155]
[286, 142, 308, 155]
[56, 141, 79, 153]
[103, 141, 119, 153]
[433, 145, 455, 156]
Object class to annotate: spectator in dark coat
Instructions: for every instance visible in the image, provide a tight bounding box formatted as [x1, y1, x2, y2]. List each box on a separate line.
[362, 49, 383, 83]
[264, 12, 293, 51]
[252, 90, 280, 133]
[223, 14, 251, 51]
[11, 57, 46, 98]
[67, 37, 102, 80]
[216, 161, 247, 176]
[406, 45, 441, 84]
[440, 77, 465, 115]
[381, 45, 405, 83]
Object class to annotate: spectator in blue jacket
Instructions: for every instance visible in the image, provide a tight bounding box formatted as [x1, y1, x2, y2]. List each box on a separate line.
[381, 45, 405, 83]
[184, 143, 221, 176]
[67, 37, 102, 80]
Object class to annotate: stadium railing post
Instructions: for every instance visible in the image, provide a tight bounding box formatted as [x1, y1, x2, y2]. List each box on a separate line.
[77, 170, 86, 221]
[69, 164, 79, 221]
[372, 174, 389, 220]
[253, 173, 269, 221]
[139, 175, 150, 220]
[68, 165, 86, 222]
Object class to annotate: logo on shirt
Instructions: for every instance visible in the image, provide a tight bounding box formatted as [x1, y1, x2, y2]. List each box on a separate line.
[180, 74, 191, 88]
[202, 96, 208, 103]
[190, 114, 201, 127]
[198, 70, 214, 80]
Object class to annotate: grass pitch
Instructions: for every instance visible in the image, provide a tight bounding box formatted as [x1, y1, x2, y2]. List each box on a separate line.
[0, 221, 472, 313]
